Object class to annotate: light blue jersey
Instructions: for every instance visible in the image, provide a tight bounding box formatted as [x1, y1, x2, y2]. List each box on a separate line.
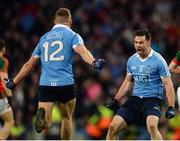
[32, 24, 84, 86]
[127, 49, 170, 99]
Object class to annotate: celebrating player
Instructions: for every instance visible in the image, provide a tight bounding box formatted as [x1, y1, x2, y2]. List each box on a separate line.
[107, 28, 175, 140]
[5, 8, 105, 140]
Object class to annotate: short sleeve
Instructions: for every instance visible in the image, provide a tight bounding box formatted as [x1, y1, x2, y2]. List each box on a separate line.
[172, 57, 180, 65]
[72, 33, 84, 48]
[32, 42, 41, 58]
[157, 57, 171, 77]
[127, 58, 132, 75]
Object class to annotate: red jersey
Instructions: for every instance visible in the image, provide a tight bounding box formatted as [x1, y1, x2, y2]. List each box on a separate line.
[0, 56, 9, 96]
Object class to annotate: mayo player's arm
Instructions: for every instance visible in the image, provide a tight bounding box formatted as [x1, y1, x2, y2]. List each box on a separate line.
[0, 72, 12, 96]
[74, 45, 95, 65]
[161, 76, 175, 107]
[114, 74, 133, 101]
[13, 56, 39, 85]
[169, 60, 180, 74]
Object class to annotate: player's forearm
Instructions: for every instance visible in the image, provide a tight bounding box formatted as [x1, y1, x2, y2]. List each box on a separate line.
[165, 82, 175, 107]
[13, 62, 33, 84]
[114, 83, 131, 101]
[74, 45, 95, 65]
[80, 49, 95, 65]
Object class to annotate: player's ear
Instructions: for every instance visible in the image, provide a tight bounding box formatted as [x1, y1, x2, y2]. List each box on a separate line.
[68, 19, 72, 27]
[147, 40, 151, 46]
[53, 18, 57, 25]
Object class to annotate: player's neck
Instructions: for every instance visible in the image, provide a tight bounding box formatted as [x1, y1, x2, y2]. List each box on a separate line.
[56, 22, 70, 27]
[141, 48, 151, 59]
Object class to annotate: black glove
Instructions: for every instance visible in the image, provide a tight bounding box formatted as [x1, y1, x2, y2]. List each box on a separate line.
[92, 58, 106, 70]
[107, 99, 119, 113]
[165, 106, 175, 119]
[5, 78, 16, 90]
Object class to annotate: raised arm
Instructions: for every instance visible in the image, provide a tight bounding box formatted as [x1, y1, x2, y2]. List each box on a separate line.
[74, 44, 105, 70]
[74, 44, 95, 65]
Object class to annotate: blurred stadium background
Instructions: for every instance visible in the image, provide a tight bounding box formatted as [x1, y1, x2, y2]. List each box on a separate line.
[0, 0, 179, 140]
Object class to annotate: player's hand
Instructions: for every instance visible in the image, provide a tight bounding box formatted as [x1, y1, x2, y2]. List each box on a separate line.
[5, 78, 16, 90]
[92, 58, 106, 70]
[107, 99, 119, 113]
[165, 106, 175, 119]
[176, 51, 180, 61]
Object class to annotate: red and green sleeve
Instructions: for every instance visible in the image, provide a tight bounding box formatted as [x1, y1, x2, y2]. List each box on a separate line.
[0, 57, 8, 95]
[172, 57, 180, 66]
[0, 57, 8, 72]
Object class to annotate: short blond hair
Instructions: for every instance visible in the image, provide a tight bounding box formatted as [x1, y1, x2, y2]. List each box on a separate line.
[55, 8, 71, 22]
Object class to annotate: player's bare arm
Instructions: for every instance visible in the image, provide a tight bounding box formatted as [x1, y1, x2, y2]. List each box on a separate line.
[169, 61, 180, 74]
[161, 76, 175, 107]
[114, 74, 133, 101]
[13, 56, 39, 85]
[74, 44, 95, 65]
[0, 72, 12, 96]
[106, 74, 133, 116]
[74, 44, 105, 70]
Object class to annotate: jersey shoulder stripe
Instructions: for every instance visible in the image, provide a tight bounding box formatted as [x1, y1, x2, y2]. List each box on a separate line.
[153, 51, 170, 76]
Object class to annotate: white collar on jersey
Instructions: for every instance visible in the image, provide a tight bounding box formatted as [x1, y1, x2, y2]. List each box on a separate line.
[52, 24, 70, 29]
[136, 48, 153, 62]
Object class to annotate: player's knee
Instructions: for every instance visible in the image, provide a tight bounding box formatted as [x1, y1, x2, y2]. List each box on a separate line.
[61, 110, 72, 120]
[147, 123, 158, 134]
[62, 114, 72, 121]
[10, 118, 15, 127]
[45, 117, 52, 128]
[108, 122, 119, 134]
[45, 120, 51, 128]
[4, 119, 14, 130]
[7, 117, 14, 126]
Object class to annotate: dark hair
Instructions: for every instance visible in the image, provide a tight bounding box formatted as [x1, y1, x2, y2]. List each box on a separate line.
[0, 39, 6, 51]
[55, 8, 71, 20]
[134, 28, 152, 40]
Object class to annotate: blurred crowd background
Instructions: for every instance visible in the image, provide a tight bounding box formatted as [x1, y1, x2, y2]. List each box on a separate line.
[0, 0, 180, 140]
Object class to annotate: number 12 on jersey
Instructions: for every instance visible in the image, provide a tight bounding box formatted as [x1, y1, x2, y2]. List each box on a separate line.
[42, 41, 64, 62]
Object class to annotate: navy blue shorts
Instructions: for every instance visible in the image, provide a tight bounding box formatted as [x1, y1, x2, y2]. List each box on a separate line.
[38, 85, 76, 103]
[116, 96, 162, 126]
